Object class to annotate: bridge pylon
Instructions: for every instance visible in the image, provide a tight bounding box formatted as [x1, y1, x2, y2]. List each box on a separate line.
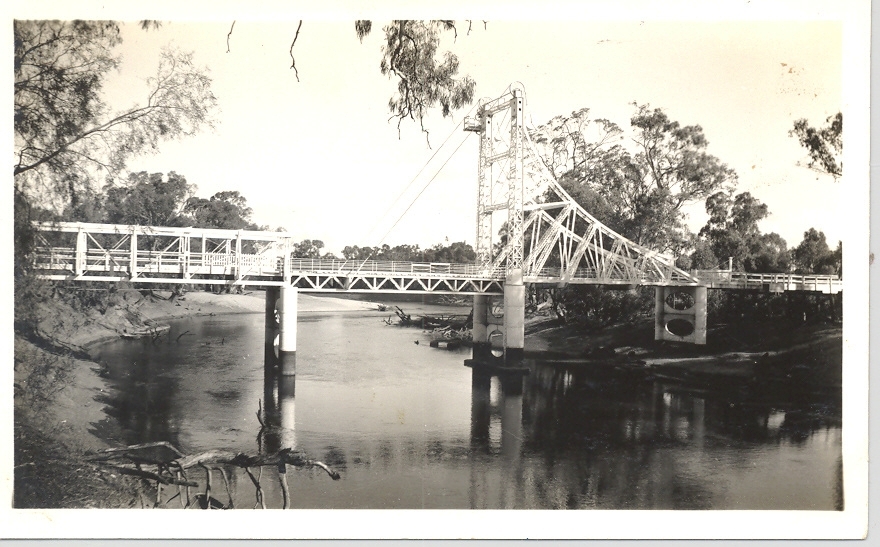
[265, 284, 297, 376]
[464, 84, 711, 363]
[466, 86, 529, 368]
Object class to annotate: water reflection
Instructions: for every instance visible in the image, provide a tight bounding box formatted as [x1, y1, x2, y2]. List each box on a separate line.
[92, 312, 841, 510]
[260, 370, 297, 454]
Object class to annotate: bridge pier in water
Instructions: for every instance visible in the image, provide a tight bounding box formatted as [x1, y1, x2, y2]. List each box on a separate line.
[654, 285, 708, 345]
[264, 285, 297, 377]
[467, 277, 529, 393]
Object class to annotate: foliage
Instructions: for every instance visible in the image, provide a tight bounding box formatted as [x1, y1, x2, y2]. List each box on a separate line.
[686, 239, 719, 270]
[104, 172, 193, 227]
[750, 232, 791, 274]
[792, 228, 840, 275]
[292, 240, 325, 259]
[341, 241, 475, 263]
[184, 191, 256, 230]
[556, 286, 654, 330]
[14, 20, 218, 204]
[686, 191, 791, 273]
[14, 21, 121, 198]
[14, 20, 218, 287]
[790, 112, 842, 180]
[707, 290, 841, 328]
[358, 20, 476, 142]
[532, 104, 737, 254]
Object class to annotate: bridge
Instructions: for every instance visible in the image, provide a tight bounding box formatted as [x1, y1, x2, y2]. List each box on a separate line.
[30, 85, 842, 375]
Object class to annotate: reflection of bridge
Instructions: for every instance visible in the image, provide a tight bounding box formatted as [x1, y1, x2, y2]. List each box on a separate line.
[31, 85, 842, 373]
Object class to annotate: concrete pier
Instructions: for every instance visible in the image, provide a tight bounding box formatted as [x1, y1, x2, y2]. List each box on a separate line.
[472, 294, 491, 362]
[654, 285, 708, 345]
[278, 284, 297, 376]
[265, 286, 280, 370]
[503, 270, 525, 366]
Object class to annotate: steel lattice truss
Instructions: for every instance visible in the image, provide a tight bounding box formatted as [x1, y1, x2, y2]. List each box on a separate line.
[30, 222, 293, 286]
[467, 86, 698, 286]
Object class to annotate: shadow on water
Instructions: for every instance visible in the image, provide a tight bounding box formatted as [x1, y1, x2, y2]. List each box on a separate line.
[90, 312, 842, 510]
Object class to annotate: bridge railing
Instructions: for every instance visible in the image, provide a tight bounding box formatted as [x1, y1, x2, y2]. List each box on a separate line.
[693, 270, 842, 292]
[31, 246, 285, 277]
[288, 259, 507, 279]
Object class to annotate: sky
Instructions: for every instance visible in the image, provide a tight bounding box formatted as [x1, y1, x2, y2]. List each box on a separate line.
[70, 11, 848, 256]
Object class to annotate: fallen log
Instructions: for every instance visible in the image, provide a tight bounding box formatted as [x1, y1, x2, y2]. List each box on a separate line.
[90, 443, 339, 480]
[88, 441, 340, 509]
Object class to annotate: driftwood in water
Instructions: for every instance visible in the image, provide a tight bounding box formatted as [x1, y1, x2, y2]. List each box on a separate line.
[388, 306, 473, 330]
[88, 440, 340, 509]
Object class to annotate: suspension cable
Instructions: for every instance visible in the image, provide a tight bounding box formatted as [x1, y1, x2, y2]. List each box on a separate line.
[352, 131, 474, 273]
[349, 105, 480, 273]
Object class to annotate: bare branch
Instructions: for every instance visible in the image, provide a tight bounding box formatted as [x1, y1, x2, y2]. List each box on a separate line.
[226, 21, 235, 53]
[289, 20, 303, 82]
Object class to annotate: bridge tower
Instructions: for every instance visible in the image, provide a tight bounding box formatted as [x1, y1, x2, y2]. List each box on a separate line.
[467, 88, 527, 367]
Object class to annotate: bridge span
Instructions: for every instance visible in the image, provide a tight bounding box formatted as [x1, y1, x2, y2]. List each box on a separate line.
[28, 86, 842, 377]
[30, 222, 840, 295]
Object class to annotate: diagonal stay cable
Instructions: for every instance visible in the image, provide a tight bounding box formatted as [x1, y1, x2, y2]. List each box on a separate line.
[351, 131, 475, 274]
[363, 104, 479, 246]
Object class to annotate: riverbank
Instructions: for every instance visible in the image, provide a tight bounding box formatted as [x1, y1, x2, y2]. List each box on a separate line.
[524, 314, 842, 403]
[12, 288, 381, 508]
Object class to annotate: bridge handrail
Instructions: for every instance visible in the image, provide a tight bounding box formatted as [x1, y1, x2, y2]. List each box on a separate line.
[287, 259, 506, 279]
[693, 270, 841, 285]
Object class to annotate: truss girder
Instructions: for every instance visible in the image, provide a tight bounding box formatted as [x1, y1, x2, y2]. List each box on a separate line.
[289, 273, 503, 295]
[471, 87, 691, 285]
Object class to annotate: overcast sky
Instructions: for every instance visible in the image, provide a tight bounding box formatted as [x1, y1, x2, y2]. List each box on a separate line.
[94, 13, 845, 256]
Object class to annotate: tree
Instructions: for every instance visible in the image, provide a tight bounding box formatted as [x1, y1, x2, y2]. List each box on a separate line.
[790, 112, 842, 180]
[222, 19, 477, 142]
[341, 245, 375, 261]
[355, 20, 475, 142]
[686, 239, 720, 270]
[694, 191, 790, 273]
[749, 232, 791, 274]
[423, 241, 475, 263]
[292, 240, 325, 259]
[14, 20, 218, 207]
[184, 191, 256, 230]
[792, 228, 837, 275]
[532, 104, 737, 253]
[104, 171, 193, 227]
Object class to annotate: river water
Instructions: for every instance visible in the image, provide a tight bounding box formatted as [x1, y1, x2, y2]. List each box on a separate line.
[91, 304, 842, 510]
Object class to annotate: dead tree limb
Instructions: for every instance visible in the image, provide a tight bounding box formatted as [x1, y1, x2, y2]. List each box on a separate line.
[227, 21, 236, 53]
[289, 20, 303, 81]
[89, 441, 339, 509]
[279, 463, 290, 509]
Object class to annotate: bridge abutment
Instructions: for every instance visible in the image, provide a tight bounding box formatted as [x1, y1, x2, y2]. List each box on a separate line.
[654, 286, 708, 345]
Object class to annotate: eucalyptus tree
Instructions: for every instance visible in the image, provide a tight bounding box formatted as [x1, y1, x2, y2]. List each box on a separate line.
[531, 104, 737, 255]
[14, 20, 218, 203]
[790, 112, 842, 180]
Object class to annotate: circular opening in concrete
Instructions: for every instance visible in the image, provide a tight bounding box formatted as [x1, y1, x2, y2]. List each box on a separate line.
[666, 318, 695, 337]
[489, 331, 504, 357]
[665, 291, 695, 311]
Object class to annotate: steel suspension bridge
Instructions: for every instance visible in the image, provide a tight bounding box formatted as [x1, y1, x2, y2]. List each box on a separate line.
[30, 85, 842, 365]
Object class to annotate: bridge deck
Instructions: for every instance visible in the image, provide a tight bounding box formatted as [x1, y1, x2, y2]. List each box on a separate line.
[30, 223, 842, 295]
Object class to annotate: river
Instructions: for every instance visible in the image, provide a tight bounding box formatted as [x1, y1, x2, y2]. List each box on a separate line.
[91, 303, 842, 510]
